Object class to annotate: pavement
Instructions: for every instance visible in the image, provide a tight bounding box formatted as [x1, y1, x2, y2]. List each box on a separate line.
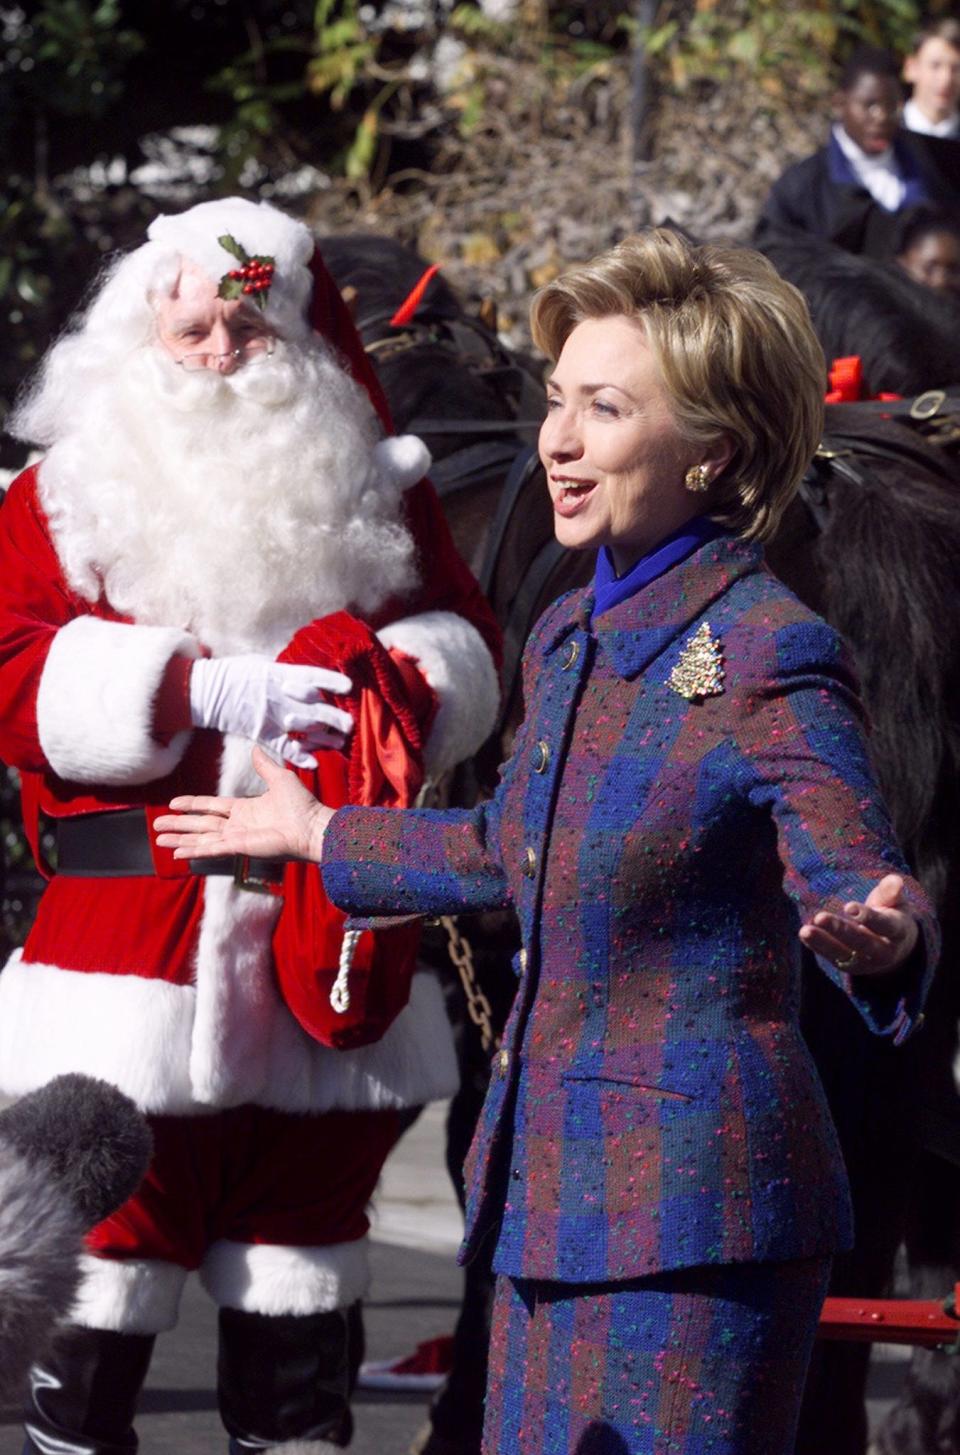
[0, 1099, 909, 1454]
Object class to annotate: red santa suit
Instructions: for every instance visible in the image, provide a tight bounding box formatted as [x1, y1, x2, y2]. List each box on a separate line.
[0, 207, 501, 1346]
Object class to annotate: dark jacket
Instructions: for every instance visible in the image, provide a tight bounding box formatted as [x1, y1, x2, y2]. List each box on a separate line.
[324, 537, 938, 1284]
[755, 130, 953, 258]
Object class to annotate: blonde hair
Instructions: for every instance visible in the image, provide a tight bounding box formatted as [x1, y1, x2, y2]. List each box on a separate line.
[530, 229, 825, 541]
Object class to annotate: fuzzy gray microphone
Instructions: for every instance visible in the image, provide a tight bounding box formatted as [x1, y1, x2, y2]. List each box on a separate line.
[0, 1074, 152, 1404]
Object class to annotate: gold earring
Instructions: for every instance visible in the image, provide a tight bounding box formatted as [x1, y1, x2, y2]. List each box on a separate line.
[684, 463, 710, 493]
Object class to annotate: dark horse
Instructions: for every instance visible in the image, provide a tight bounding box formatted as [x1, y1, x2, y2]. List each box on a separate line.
[755, 230, 960, 1455]
[757, 226, 960, 396]
[322, 233, 960, 1455]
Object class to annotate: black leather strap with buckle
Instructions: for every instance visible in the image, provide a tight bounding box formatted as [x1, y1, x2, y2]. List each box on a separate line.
[55, 809, 284, 889]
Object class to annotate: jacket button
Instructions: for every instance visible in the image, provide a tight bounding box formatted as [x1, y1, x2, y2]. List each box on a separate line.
[532, 740, 550, 774]
[495, 1048, 510, 1078]
[561, 639, 580, 670]
[522, 846, 537, 878]
[518, 947, 528, 972]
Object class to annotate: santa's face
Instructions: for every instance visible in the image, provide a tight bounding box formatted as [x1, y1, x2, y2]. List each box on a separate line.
[34, 272, 418, 654]
[153, 263, 277, 374]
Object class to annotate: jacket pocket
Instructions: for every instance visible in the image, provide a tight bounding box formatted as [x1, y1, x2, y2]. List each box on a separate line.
[560, 1070, 695, 1102]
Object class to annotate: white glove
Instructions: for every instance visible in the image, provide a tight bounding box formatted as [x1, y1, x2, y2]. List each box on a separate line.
[189, 656, 353, 770]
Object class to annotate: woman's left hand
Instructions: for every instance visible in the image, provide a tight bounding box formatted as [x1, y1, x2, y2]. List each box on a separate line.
[155, 745, 333, 864]
[799, 873, 919, 976]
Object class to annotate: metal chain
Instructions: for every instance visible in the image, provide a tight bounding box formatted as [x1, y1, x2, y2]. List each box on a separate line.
[439, 914, 500, 1054]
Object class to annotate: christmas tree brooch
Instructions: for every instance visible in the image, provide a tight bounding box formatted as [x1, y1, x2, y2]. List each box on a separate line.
[668, 622, 725, 701]
[217, 234, 275, 310]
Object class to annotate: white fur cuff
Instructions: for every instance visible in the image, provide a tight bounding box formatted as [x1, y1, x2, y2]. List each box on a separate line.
[200, 1237, 370, 1316]
[72, 1254, 187, 1334]
[377, 610, 499, 778]
[36, 615, 202, 785]
[0, 952, 197, 1114]
[0, 951, 458, 1116]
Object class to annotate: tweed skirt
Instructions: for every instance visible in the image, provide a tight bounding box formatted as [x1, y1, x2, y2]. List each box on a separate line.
[483, 1256, 831, 1455]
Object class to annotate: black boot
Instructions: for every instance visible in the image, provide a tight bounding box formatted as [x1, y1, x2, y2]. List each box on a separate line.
[219, 1303, 364, 1452]
[22, 1325, 154, 1455]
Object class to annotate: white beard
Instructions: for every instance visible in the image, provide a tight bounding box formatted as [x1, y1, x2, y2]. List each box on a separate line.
[36, 341, 418, 655]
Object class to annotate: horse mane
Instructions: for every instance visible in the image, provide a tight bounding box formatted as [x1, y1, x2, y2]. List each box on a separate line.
[756, 229, 960, 395]
[316, 232, 533, 460]
[317, 234, 465, 325]
[811, 420, 960, 905]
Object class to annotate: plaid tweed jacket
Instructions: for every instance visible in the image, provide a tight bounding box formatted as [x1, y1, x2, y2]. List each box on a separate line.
[323, 535, 937, 1284]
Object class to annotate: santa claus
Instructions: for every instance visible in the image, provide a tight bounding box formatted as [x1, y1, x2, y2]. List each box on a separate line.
[0, 197, 500, 1452]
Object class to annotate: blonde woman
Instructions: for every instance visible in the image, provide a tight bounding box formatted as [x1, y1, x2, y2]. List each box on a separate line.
[159, 230, 937, 1455]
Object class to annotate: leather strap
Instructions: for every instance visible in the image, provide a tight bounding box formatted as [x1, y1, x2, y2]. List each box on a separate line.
[55, 809, 283, 887]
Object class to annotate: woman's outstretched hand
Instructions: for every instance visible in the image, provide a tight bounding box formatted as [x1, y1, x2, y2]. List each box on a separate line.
[155, 746, 333, 863]
[799, 873, 919, 976]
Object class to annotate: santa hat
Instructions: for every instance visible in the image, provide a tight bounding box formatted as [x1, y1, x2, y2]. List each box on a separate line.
[146, 197, 393, 431]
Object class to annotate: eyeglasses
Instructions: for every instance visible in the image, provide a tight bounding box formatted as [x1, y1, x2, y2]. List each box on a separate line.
[176, 338, 275, 372]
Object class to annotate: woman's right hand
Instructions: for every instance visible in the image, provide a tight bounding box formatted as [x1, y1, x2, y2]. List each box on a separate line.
[155, 746, 333, 863]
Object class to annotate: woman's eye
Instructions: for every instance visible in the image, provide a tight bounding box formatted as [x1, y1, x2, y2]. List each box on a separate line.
[545, 395, 562, 410]
[593, 399, 619, 417]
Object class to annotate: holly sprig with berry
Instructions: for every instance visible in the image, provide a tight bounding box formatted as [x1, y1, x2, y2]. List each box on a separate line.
[217, 234, 275, 310]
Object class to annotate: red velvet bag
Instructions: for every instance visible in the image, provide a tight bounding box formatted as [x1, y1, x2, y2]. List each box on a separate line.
[272, 612, 428, 1049]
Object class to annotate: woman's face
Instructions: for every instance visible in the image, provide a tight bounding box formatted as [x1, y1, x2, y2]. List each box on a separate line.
[540, 315, 711, 574]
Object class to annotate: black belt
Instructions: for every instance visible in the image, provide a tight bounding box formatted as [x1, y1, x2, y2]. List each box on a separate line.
[55, 809, 284, 890]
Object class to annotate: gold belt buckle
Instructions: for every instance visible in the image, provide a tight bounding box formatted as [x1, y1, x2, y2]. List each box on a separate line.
[233, 855, 277, 894]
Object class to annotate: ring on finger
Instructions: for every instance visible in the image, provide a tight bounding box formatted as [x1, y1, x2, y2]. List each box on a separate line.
[835, 951, 859, 970]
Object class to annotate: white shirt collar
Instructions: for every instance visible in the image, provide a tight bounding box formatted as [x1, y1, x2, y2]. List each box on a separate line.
[832, 124, 905, 211]
[904, 97, 960, 138]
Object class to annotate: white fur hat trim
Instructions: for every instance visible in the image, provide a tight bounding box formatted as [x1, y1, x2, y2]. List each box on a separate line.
[147, 197, 315, 339]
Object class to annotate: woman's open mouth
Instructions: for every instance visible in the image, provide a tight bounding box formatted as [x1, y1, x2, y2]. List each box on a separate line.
[552, 478, 597, 517]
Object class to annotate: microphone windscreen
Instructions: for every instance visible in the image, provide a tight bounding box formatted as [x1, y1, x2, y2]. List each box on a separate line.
[0, 1074, 152, 1228]
[0, 1137, 83, 1403]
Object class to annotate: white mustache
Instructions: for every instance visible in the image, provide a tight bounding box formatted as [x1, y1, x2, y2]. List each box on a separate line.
[142, 345, 300, 412]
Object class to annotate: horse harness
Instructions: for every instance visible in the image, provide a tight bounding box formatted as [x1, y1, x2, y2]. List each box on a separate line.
[354, 304, 544, 496]
[801, 389, 960, 533]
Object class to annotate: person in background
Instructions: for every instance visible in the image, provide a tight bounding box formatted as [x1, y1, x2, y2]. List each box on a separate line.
[903, 17, 960, 138]
[755, 46, 953, 258]
[158, 228, 938, 1455]
[896, 204, 960, 294]
[0, 196, 500, 1453]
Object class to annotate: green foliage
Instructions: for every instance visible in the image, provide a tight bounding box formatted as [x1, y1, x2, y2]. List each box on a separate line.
[641, 0, 930, 97]
[0, 180, 83, 448]
[345, 106, 382, 179]
[307, 0, 418, 179]
[204, 23, 318, 187]
[0, 767, 46, 954]
[6, 0, 144, 120]
[449, 4, 509, 41]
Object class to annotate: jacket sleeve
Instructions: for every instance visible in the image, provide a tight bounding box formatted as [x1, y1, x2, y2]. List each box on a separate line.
[321, 797, 511, 921]
[754, 163, 814, 243]
[735, 618, 938, 1042]
[370, 474, 502, 781]
[0, 469, 201, 784]
[321, 590, 562, 920]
